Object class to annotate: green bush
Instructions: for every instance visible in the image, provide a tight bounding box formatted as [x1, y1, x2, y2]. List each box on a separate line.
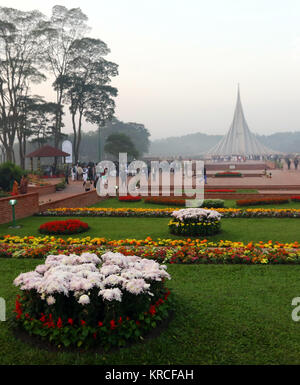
[55, 179, 66, 191]
[0, 162, 24, 191]
[201, 199, 225, 208]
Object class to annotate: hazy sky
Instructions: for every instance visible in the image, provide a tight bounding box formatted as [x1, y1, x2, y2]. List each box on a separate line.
[2, 0, 300, 139]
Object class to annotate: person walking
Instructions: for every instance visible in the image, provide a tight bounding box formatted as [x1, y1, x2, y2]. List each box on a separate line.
[294, 158, 299, 170]
[84, 179, 91, 192]
[82, 166, 88, 186]
[65, 165, 69, 185]
[204, 166, 207, 184]
[77, 165, 83, 181]
[71, 165, 76, 181]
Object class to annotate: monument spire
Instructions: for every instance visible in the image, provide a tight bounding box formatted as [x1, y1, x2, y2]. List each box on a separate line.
[207, 86, 276, 156]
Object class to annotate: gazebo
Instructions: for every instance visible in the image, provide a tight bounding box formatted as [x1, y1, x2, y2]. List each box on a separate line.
[26, 145, 70, 173]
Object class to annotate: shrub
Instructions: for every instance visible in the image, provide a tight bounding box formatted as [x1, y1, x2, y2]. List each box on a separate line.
[118, 195, 141, 202]
[55, 180, 66, 191]
[144, 197, 225, 208]
[0, 162, 24, 191]
[13, 252, 172, 348]
[169, 208, 222, 236]
[201, 199, 225, 208]
[215, 172, 242, 177]
[236, 198, 289, 206]
[205, 189, 236, 192]
[39, 219, 89, 235]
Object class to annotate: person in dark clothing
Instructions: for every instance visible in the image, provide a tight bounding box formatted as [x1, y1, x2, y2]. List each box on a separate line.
[294, 158, 299, 170]
[204, 166, 207, 184]
[65, 165, 69, 184]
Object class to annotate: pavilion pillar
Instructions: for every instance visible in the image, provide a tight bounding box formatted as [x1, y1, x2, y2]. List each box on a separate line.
[37, 157, 41, 174]
[30, 157, 33, 172]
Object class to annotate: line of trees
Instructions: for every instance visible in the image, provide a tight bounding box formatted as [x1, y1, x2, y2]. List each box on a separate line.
[0, 5, 118, 168]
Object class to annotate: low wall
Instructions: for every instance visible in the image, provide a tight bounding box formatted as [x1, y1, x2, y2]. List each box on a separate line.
[204, 193, 298, 200]
[27, 184, 56, 196]
[0, 193, 39, 224]
[206, 163, 267, 171]
[204, 185, 300, 191]
[209, 173, 263, 177]
[39, 190, 108, 212]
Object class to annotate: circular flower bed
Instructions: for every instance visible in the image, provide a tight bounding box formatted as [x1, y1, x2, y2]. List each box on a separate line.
[13, 252, 172, 349]
[118, 195, 142, 202]
[168, 208, 222, 236]
[39, 219, 89, 235]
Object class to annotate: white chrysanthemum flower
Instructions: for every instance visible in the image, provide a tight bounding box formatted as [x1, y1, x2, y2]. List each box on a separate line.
[78, 294, 90, 305]
[99, 288, 122, 302]
[46, 295, 56, 305]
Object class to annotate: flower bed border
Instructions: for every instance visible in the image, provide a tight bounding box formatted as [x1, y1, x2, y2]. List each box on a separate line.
[12, 289, 173, 349]
[2, 236, 300, 264]
[36, 207, 300, 218]
[236, 198, 289, 206]
[39, 219, 89, 235]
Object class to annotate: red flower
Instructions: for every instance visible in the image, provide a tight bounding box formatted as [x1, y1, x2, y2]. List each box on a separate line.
[136, 321, 140, 326]
[39, 313, 46, 322]
[80, 320, 86, 326]
[68, 318, 74, 326]
[110, 319, 117, 330]
[118, 316, 122, 324]
[93, 332, 97, 340]
[39, 219, 89, 235]
[118, 195, 141, 202]
[57, 317, 63, 329]
[98, 321, 103, 327]
[149, 305, 156, 315]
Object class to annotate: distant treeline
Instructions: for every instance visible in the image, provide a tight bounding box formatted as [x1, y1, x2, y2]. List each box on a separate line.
[148, 132, 300, 156]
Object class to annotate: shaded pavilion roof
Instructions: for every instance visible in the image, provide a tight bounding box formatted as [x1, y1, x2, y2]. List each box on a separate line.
[26, 145, 70, 158]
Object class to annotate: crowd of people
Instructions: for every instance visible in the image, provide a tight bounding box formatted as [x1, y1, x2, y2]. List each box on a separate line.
[70, 163, 100, 192]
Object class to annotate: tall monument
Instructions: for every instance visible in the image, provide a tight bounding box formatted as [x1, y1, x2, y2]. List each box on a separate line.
[207, 86, 276, 156]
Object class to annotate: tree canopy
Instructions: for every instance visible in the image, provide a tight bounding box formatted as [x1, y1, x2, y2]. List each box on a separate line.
[104, 133, 139, 160]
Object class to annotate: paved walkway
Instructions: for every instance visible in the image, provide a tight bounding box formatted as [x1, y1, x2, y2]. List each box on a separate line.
[206, 169, 300, 187]
[37, 168, 300, 205]
[39, 180, 95, 204]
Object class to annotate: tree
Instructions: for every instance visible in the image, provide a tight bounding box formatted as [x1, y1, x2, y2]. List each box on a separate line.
[104, 133, 139, 160]
[0, 7, 46, 163]
[101, 119, 150, 156]
[40, 6, 90, 168]
[0, 161, 24, 191]
[56, 37, 118, 163]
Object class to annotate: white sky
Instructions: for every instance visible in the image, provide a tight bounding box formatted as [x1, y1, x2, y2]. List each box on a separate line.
[2, 0, 300, 139]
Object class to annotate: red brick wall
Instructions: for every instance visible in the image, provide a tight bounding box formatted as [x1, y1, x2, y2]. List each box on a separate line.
[39, 190, 108, 212]
[206, 163, 267, 171]
[0, 193, 39, 224]
[27, 184, 56, 196]
[204, 193, 296, 200]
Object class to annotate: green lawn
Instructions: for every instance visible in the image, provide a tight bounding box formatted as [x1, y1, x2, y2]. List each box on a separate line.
[2, 197, 300, 365]
[1, 259, 300, 364]
[0, 216, 300, 243]
[91, 197, 300, 210]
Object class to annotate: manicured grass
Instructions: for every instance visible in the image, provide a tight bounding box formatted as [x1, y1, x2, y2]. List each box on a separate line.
[1, 259, 300, 364]
[0, 216, 300, 243]
[91, 197, 300, 210]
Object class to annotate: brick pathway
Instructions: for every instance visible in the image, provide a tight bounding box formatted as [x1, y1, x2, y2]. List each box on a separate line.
[39, 180, 95, 204]
[38, 168, 300, 205]
[207, 169, 300, 187]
